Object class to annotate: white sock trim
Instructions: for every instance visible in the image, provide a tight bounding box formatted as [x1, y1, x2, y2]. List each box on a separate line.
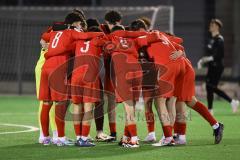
[148, 132, 155, 136]
[81, 136, 88, 141]
[58, 136, 66, 141]
[131, 136, 138, 142]
[212, 123, 219, 130]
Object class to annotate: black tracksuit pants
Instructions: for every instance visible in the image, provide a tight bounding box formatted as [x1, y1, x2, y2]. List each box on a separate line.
[206, 65, 232, 109]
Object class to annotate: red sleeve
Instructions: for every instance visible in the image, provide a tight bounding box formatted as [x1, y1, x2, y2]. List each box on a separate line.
[172, 42, 185, 51]
[168, 36, 183, 44]
[146, 32, 162, 44]
[41, 32, 51, 42]
[92, 36, 108, 47]
[135, 36, 148, 49]
[112, 30, 147, 38]
[40, 26, 52, 40]
[123, 31, 147, 38]
[135, 32, 163, 49]
[72, 30, 104, 40]
[162, 33, 183, 44]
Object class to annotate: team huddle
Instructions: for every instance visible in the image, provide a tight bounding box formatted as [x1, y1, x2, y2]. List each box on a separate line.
[36, 9, 224, 148]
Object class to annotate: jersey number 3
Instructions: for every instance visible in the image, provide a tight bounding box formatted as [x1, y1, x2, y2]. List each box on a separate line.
[51, 31, 63, 48]
[80, 41, 90, 53]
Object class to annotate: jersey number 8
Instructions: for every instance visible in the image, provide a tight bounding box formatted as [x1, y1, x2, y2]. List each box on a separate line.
[51, 31, 63, 48]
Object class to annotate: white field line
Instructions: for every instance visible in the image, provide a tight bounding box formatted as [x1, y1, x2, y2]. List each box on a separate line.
[0, 123, 39, 134]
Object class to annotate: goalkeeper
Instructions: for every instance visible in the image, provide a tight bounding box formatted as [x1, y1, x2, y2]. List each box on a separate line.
[197, 19, 239, 114]
[35, 26, 57, 144]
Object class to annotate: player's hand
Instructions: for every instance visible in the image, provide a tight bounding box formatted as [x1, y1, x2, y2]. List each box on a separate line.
[197, 59, 203, 69]
[169, 51, 183, 60]
[42, 43, 49, 50]
[40, 39, 49, 50]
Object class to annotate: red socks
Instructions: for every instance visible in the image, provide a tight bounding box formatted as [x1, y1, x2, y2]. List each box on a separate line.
[40, 103, 52, 137]
[192, 101, 217, 126]
[127, 124, 137, 137]
[145, 112, 155, 133]
[109, 122, 116, 134]
[81, 125, 90, 137]
[174, 122, 186, 135]
[123, 125, 137, 138]
[74, 123, 82, 137]
[55, 104, 68, 137]
[124, 125, 131, 137]
[162, 125, 172, 138]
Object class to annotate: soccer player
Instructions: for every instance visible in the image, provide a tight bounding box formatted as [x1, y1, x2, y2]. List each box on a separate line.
[36, 34, 57, 144]
[85, 18, 115, 142]
[72, 27, 104, 147]
[169, 34, 224, 145]
[148, 33, 185, 146]
[39, 13, 102, 146]
[37, 22, 70, 145]
[92, 10, 123, 141]
[101, 10, 122, 33]
[56, 17, 113, 142]
[130, 19, 157, 142]
[152, 33, 224, 146]
[198, 19, 239, 114]
[129, 20, 224, 146]
[105, 25, 161, 148]
[103, 11, 123, 140]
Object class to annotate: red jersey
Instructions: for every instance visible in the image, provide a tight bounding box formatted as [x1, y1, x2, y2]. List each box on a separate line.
[73, 36, 104, 75]
[40, 22, 65, 39]
[151, 30, 184, 45]
[147, 31, 183, 65]
[71, 37, 104, 95]
[161, 32, 183, 44]
[75, 38, 102, 57]
[42, 29, 103, 59]
[105, 30, 158, 61]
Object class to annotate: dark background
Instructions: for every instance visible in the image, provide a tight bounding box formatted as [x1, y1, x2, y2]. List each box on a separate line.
[0, 0, 239, 94]
[0, 0, 239, 68]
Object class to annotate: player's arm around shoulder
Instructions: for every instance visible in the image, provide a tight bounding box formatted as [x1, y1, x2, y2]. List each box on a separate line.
[135, 31, 162, 48]
[71, 29, 104, 41]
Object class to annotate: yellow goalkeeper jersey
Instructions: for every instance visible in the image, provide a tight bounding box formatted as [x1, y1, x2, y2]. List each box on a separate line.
[35, 48, 47, 98]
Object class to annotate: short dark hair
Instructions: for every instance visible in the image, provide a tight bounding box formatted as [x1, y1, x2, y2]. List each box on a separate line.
[73, 9, 86, 20]
[72, 9, 87, 29]
[111, 25, 125, 32]
[104, 10, 122, 25]
[88, 26, 102, 32]
[64, 13, 83, 25]
[130, 19, 147, 31]
[211, 18, 223, 28]
[86, 18, 100, 29]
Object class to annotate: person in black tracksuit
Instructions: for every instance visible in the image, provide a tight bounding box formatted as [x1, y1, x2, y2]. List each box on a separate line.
[198, 19, 239, 114]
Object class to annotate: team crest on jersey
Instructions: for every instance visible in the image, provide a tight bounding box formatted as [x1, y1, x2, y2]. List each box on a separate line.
[119, 38, 132, 50]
